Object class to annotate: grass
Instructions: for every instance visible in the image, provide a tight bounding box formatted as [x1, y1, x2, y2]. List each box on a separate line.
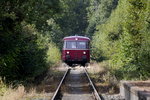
[0, 63, 67, 100]
[0, 85, 51, 100]
[87, 61, 120, 94]
[0, 79, 25, 100]
[0, 78, 7, 97]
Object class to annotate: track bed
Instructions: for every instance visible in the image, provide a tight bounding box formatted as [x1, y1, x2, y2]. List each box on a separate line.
[61, 67, 94, 100]
[51, 67, 101, 100]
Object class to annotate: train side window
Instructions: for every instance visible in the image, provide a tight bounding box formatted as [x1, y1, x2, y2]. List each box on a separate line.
[63, 41, 66, 49]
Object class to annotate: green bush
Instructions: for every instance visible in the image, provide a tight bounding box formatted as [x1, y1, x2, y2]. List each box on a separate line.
[0, 0, 63, 84]
[90, 0, 150, 80]
[0, 16, 61, 84]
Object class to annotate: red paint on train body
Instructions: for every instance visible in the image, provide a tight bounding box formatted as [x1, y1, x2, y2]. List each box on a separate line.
[62, 36, 90, 66]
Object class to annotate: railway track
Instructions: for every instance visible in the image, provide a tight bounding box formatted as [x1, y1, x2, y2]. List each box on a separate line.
[51, 66, 101, 100]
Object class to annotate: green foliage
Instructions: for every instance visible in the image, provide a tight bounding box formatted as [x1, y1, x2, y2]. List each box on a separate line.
[0, 0, 149, 85]
[47, 43, 61, 65]
[86, 0, 119, 37]
[56, 0, 89, 36]
[0, 78, 7, 96]
[46, 18, 64, 47]
[0, 0, 61, 84]
[0, 0, 90, 84]
[91, 0, 150, 80]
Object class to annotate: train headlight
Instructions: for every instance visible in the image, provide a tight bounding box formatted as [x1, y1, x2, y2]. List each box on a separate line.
[67, 51, 69, 54]
[83, 51, 86, 54]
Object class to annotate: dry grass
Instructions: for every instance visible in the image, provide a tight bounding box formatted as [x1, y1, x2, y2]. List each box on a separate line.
[0, 78, 7, 97]
[1, 86, 25, 100]
[0, 79, 54, 100]
[0, 86, 53, 100]
[87, 61, 120, 94]
[0, 63, 67, 100]
[87, 61, 118, 84]
[22, 88, 53, 100]
[87, 62, 107, 73]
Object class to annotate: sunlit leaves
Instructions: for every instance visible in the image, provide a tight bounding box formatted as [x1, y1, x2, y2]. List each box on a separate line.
[90, 0, 150, 80]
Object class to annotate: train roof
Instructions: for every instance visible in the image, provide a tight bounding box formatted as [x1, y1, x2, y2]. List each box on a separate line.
[63, 36, 90, 41]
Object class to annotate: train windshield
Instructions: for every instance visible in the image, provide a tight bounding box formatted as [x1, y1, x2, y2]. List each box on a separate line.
[77, 41, 87, 49]
[65, 41, 88, 49]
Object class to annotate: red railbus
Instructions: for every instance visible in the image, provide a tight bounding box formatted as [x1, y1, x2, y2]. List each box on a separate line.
[62, 36, 90, 66]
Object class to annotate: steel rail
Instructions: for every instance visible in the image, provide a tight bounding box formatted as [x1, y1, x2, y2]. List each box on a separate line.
[51, 68, 70, 100]
[84, 67, 102, 100]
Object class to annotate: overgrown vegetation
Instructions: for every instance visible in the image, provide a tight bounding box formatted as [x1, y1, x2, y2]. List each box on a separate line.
[0, 0, 89, 86]
[0, 0, 150, 96]
[0, 0, 61, 84]
[87, 62, 119, 94]
[89, 0, 150, 80]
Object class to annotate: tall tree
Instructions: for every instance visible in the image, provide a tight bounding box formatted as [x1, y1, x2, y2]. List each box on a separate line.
[55, 0, 89, 36]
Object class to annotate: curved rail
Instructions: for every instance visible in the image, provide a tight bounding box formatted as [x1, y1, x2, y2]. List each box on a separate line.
[84, 67, 102, 100]
[51, 68, 70, 100]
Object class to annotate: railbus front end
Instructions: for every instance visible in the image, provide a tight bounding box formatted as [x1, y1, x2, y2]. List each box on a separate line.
[62, 36, 90, 66]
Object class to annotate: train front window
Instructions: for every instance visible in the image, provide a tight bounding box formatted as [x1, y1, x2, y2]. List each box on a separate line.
[77, 41, 87, 49]
[66, 41, 77, 49]
[65, 41, 88, 49]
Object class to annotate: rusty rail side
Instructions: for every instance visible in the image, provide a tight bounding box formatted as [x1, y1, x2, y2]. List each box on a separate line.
[51, 68, 70, 100]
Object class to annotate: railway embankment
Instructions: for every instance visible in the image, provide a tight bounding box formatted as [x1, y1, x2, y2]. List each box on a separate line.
[22, 63, 68, 100]
[1, 63, 149, 100]
[86, 62, 120, 94]
[0, 63, 68, 100]
[86, 62, 150, 100]
[51, 66, 101, 100]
